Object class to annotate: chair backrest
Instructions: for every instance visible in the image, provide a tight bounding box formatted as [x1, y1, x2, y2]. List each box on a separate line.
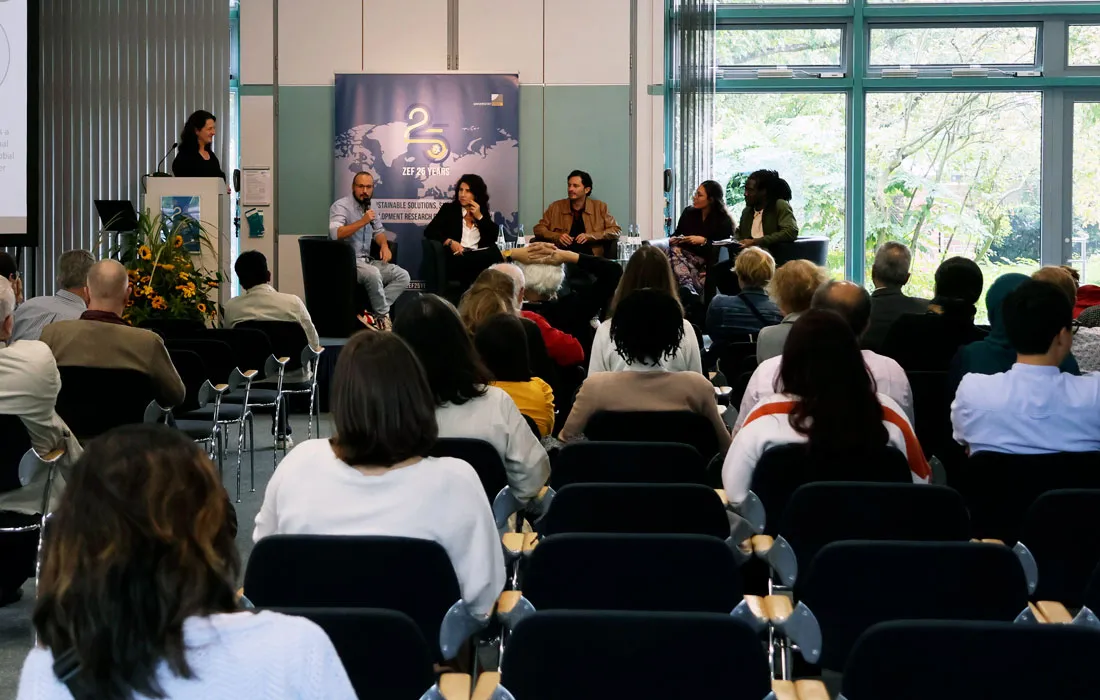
[167, 338, 237, 387]
[243, 535, 463, 661]
[843, 620, 1100, 700]
[266, 607, 435, 700]
[539, 483, 730, 539]
[779, 482, 970, 575]
[585, 410, 723, 461]
[428, 437, 508, 503]
[716, 342, 758, 379]
[1084, 561, 1100, 613]
[551, 441, 707, 489]
[500, 611, 771, 700]
[206, 327, 272, 377]
[751, 443, 912, 535]
[1020, 489, 1100, 606]
[905, 370, 949, 450]
[298, 235, 370, 338]
[963, 451, 1100, 542]
[165, 348, 208, 413]
[136, 317, 206, 338]
[798, 540, 1029, 671]
[523, 533, 743, 614]
[55, 367, 158, 441]
[234, 320, 307, 372]
[0, 414, 32, 494]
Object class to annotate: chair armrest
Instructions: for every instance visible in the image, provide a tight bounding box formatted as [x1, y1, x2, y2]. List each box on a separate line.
[714, 385, 732, 397]
[472, 672, 502, 700]
[765, 595, 794, 623]
[276, 356, 290, 364]
[38, 447, 67, 463]
[771, 680, 798, 700]
[751, 535, 774, 554]
[795, 680, 829, 700]
[497, 591, 522, 615]
[742, 594, 769, 622]
[714, 488, 729, 506]
[1030, 601, 1073, 624]
[241, 369, 259, 379]
[439, 673, 472, 700]
[213, 383, 229, 393]
[501, 533, 538, 557]
[973, 538, 1005, 545]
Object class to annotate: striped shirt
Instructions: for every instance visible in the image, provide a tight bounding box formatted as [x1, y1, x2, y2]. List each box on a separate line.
[10, 289, 86, 342]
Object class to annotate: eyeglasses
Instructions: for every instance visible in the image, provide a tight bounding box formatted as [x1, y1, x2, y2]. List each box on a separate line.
[1072, 320, 1082, 336]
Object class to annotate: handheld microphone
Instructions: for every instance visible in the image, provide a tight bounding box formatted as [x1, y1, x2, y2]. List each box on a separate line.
[153, 142, 178, 177]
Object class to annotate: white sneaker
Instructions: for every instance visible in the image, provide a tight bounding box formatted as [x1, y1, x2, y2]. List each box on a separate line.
[275, 436, 294, 450]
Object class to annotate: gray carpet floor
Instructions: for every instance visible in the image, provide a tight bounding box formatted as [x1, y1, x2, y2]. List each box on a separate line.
[0, 413, 332, 699]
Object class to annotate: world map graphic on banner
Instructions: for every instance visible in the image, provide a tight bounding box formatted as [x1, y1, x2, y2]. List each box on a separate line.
[334, 74, 520, 278]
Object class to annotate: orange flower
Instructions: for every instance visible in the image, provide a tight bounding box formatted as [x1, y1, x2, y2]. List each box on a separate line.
[159, 263, 175, 272]
[197, 303, 207, 313]
[207, 280, 219, 288]
[174, 235, 184, 248]
[151, 296, 167, 310]
[138, 245, 152, 260]
[141, 285, 154, 297]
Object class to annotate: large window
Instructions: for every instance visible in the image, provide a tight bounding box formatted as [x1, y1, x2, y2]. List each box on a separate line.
[717, 28, 844, 68]
[1069, 25, 1100, 66]
[1069, 101, 1100, 283]
[869, 26, 1038, 68]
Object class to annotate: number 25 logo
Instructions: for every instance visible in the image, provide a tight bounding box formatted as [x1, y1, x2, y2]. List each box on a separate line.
[404, 105, 450, 163]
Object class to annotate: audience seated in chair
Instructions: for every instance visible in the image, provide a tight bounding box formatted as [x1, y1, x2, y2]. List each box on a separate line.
[254, 331, 505, 619]
[1034, 265, 1100, 375]
[490, 257, 584, 367]
[589, 245, 702, 375]
[735, 280, 913, 433]
[755, 259, 828, 364]
[723, 310, 930, 516]
[949, 273, 1080, 398]
[10, 249, 94, 342]
[222, 251, 320, 384]
[19, 423, 354, 699]
[953, 279, 1100, 456]
[560, 288, 730, 454]
[706, 246, 783, 343]
[39, 259, 185, 408]
[862, 241, 930, 352]
[1073, 303, 1100, 373]
[880, 257, 987, 372]
[473, 314, 555, 438]
[394, 294, 550, 504]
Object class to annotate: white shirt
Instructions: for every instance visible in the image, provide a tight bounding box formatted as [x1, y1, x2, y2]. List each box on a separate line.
[722, 393, 928, 506]
[734, 349, 913, 434]
[460, 217, 481, 249]
[254, 439, 505, 617]
[435, 386, 551, 502]
[751, 210, 764, 240]
[952, 363, 1100, 455]
[588, 318, 702, 375]
[17, 611, 355, 699]
[222, 284, 321, 383]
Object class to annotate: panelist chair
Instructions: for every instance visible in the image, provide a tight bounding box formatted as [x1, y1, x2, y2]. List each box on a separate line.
[299, 236, 396, 338]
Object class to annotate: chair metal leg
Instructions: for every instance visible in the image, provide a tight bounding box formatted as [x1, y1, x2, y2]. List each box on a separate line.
[248, 412, 256, 492]
[306, 385, 316, 441]
[235, 415, 246, 504]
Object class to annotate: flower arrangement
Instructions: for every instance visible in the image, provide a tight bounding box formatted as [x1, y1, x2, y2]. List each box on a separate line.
[109, 209, 223, 326]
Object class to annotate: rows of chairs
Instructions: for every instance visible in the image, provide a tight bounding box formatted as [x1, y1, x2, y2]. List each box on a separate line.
[235, 430, 1100, 698]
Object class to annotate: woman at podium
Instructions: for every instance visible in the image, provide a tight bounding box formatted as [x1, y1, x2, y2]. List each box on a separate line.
[172, 110, 226, 181]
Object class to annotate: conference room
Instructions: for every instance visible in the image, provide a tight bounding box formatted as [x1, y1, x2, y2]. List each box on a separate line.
[3, 0, 1100, 698]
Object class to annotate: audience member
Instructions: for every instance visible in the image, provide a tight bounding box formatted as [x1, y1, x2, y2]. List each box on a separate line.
[735, 280, 913, 433]
[0, 277, 81, 605]
[707, 247, 783, 342]
[863, 241, 929, 351]
[254, 331, 504, 618]
[880, 256, 986, 371]
[475, 314, 555, 437]
[1033, 265, 1078, 306]
[10, 250, 94, 342]
[222, 250, 320, 383]
[952, 279, 1100, 455]
[756, 260, 828, 363]
[1074, 283, 1100, 318]
[1073, 304, 1100, 373]
[723, 310, 929, 508]
[950, 273, 1079, 396]
[511, 243, 622, 353]
[560, 289, 731, 453]
[488, 260, 584, 367]
[589, 245, 702, 374]
[394, 294, 550, 503]
[39, 259, 185, 408]
[0, 252, 22, 306]
[20, 424, 355, 699]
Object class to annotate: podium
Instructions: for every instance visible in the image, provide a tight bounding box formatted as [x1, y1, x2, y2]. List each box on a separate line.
[142, 177, 231, 308]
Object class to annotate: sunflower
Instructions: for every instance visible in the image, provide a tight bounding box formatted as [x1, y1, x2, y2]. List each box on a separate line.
[207, 280, 219, 288]
[197, 303, 207, 313]
[140, 275, 151, 284]
[176, 284, 196, 299]
[127, 269, 139, 281]
[125, 298, 134, 307]
[159, 263, 175, 272]
[138, 245, 152, 260]
[178, 271, 190, 281]
[141, 285, 154, 297]
[173, 235, 184, 248]
[151, 296, 167, 310]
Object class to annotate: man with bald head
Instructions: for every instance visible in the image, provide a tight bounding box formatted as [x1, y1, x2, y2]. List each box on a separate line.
[732, 279, 913, 434]
[40, 259, 185, 407]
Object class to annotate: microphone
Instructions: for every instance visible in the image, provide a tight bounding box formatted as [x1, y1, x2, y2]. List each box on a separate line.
[152, 142, 178, 177]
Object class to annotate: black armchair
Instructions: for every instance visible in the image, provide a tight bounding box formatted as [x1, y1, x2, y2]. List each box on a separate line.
[298, 236, 397, 338]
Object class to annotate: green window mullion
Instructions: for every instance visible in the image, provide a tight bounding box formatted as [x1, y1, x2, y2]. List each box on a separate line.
[848, 0, 867, 284]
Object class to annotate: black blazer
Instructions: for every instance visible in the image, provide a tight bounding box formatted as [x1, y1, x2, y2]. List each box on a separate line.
[424, 201, 497, 249]
[171, 148, 226, 181]
[672, 206, 734, 255]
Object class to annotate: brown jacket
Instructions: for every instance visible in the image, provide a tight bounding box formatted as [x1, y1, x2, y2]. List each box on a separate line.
[533, 198, 621, 256]
[40, 317, 186, 408]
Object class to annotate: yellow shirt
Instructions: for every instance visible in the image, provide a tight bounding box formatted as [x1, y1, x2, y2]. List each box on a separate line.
[492, 378, 556, 437]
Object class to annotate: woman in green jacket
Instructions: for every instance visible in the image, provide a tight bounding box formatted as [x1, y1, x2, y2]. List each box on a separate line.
[737, 169, 799, 250]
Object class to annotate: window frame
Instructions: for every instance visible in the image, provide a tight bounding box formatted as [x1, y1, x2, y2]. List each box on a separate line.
[715, 23, 848, 74]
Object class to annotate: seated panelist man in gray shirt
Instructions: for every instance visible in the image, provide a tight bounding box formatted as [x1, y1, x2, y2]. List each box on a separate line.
[11, 249, 96, 342]
[328, 171, 411, 329]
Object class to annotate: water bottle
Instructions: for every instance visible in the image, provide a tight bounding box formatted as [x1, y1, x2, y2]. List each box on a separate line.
[516, 224, 526, 248]
[497, 224, 507, 251]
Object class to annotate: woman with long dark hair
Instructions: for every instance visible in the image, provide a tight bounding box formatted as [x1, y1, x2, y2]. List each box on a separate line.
[424, 174, 503, 295]
[393, 294, 550, 502]
[588, 245, 702, 374]
[172, 110, 226, 181]
[736, 169, 798, 251]
[721, 309, 930, 506]
[669, 180, 734, 301]
[19, 424, 355, 699]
